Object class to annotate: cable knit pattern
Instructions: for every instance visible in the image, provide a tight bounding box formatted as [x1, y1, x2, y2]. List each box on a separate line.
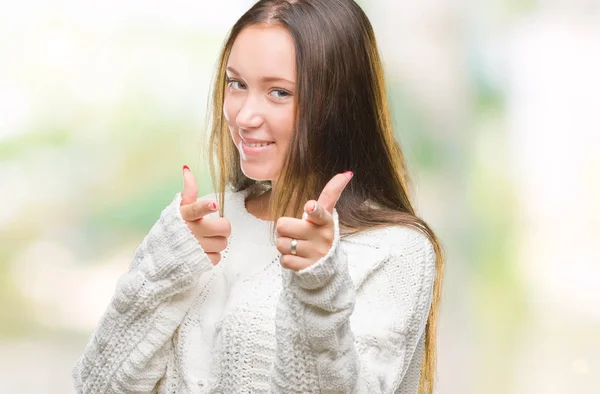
[73, 188, 436, 394]
[72, 192, 214, 393]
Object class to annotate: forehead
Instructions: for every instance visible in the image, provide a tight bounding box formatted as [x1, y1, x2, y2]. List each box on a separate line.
[228, 24, 296, 80]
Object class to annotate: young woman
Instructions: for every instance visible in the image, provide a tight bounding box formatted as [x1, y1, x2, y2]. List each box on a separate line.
[73, 0, 444, 393]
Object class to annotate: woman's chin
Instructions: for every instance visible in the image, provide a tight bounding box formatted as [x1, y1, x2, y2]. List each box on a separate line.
[240, 165, 276, 182]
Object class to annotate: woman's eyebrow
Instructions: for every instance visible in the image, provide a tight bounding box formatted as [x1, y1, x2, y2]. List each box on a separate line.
[226, 66, 295, 84]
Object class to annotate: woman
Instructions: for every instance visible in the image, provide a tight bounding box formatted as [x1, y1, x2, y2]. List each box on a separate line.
[72, 0, 444, 393]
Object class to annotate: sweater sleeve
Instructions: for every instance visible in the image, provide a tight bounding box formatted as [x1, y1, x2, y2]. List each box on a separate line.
[271, 210, 437, 393]
[72, 192, 214, 394]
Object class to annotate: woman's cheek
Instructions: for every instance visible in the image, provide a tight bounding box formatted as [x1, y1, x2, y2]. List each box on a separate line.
[271, 111, 295, 143]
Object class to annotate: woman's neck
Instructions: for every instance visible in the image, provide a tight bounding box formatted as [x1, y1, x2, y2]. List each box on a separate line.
[244, 189, 273, 221]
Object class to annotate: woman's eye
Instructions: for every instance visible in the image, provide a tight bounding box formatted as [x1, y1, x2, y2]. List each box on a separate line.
[227, 78, 246, 90]
[270, 89, 291, 99]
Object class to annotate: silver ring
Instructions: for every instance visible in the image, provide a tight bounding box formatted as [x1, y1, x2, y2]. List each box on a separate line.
[290, 238, 298, 255]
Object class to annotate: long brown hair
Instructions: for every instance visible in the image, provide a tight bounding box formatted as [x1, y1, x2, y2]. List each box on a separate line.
[205, 1, 444, 393]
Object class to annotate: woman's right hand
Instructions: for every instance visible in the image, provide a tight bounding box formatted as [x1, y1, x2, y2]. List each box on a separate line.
[179, 165, 231, 265]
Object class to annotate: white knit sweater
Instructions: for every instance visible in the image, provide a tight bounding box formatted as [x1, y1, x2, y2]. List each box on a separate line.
[72, 188, 436, 394]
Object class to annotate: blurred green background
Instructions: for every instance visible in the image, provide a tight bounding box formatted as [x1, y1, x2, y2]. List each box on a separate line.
[1, 0, 599, 393]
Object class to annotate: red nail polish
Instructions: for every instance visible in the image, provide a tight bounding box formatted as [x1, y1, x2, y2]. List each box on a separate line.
[183, 165, 190, 172]
[309, 201, 317, 213]
[208, 202, 217, 211]
[343, 171, 353, 180]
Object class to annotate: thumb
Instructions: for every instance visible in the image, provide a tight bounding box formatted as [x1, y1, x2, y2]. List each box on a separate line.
[317, 171, 353, 213]
[181, 165, 198, 206]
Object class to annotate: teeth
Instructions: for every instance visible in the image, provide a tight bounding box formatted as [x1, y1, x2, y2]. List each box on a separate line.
[245, 141, 273, 148]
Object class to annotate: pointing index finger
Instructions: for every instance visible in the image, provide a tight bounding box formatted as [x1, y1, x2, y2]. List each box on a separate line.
[317, 171, 353, 213]
[180, 199, 218, 221]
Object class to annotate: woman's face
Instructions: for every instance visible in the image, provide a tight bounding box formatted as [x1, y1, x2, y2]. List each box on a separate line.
[223, 24, 296, 183]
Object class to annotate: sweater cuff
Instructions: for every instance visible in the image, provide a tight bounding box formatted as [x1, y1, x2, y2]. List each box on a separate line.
[292, 208, 341, 290]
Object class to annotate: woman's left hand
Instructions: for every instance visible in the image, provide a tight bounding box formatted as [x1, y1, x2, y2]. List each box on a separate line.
[276, 171, 353, 271]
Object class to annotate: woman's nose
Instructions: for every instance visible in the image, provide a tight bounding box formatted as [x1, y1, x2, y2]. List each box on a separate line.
[236, 95, 264, 129]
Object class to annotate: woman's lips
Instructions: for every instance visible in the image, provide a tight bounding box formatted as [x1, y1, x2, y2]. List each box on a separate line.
[239, 139, 275, 157]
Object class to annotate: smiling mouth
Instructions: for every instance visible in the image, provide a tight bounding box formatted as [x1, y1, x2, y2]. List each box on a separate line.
[242, 140, 275, 148]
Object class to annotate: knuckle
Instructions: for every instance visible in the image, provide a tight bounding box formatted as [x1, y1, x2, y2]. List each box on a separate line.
[190, 203, 200, 219]
[199, 239, 211, 252]
[187, 221, 201, 238]
[280, 255, 290, 268]
[222, 219, 232, 236]
[217, 237, 228, 251]
[197, 219, 212, 235]
[276, 219, 284, 234]
[276, 238, 285, 253]
[195, 221, 209, 237]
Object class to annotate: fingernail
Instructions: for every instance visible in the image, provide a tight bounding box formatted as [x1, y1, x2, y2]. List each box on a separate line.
[343, 171, 353, 180]
[208, 202, 217, 211]
[309, 201, 317, 213]
[183, 165, 190, 173]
